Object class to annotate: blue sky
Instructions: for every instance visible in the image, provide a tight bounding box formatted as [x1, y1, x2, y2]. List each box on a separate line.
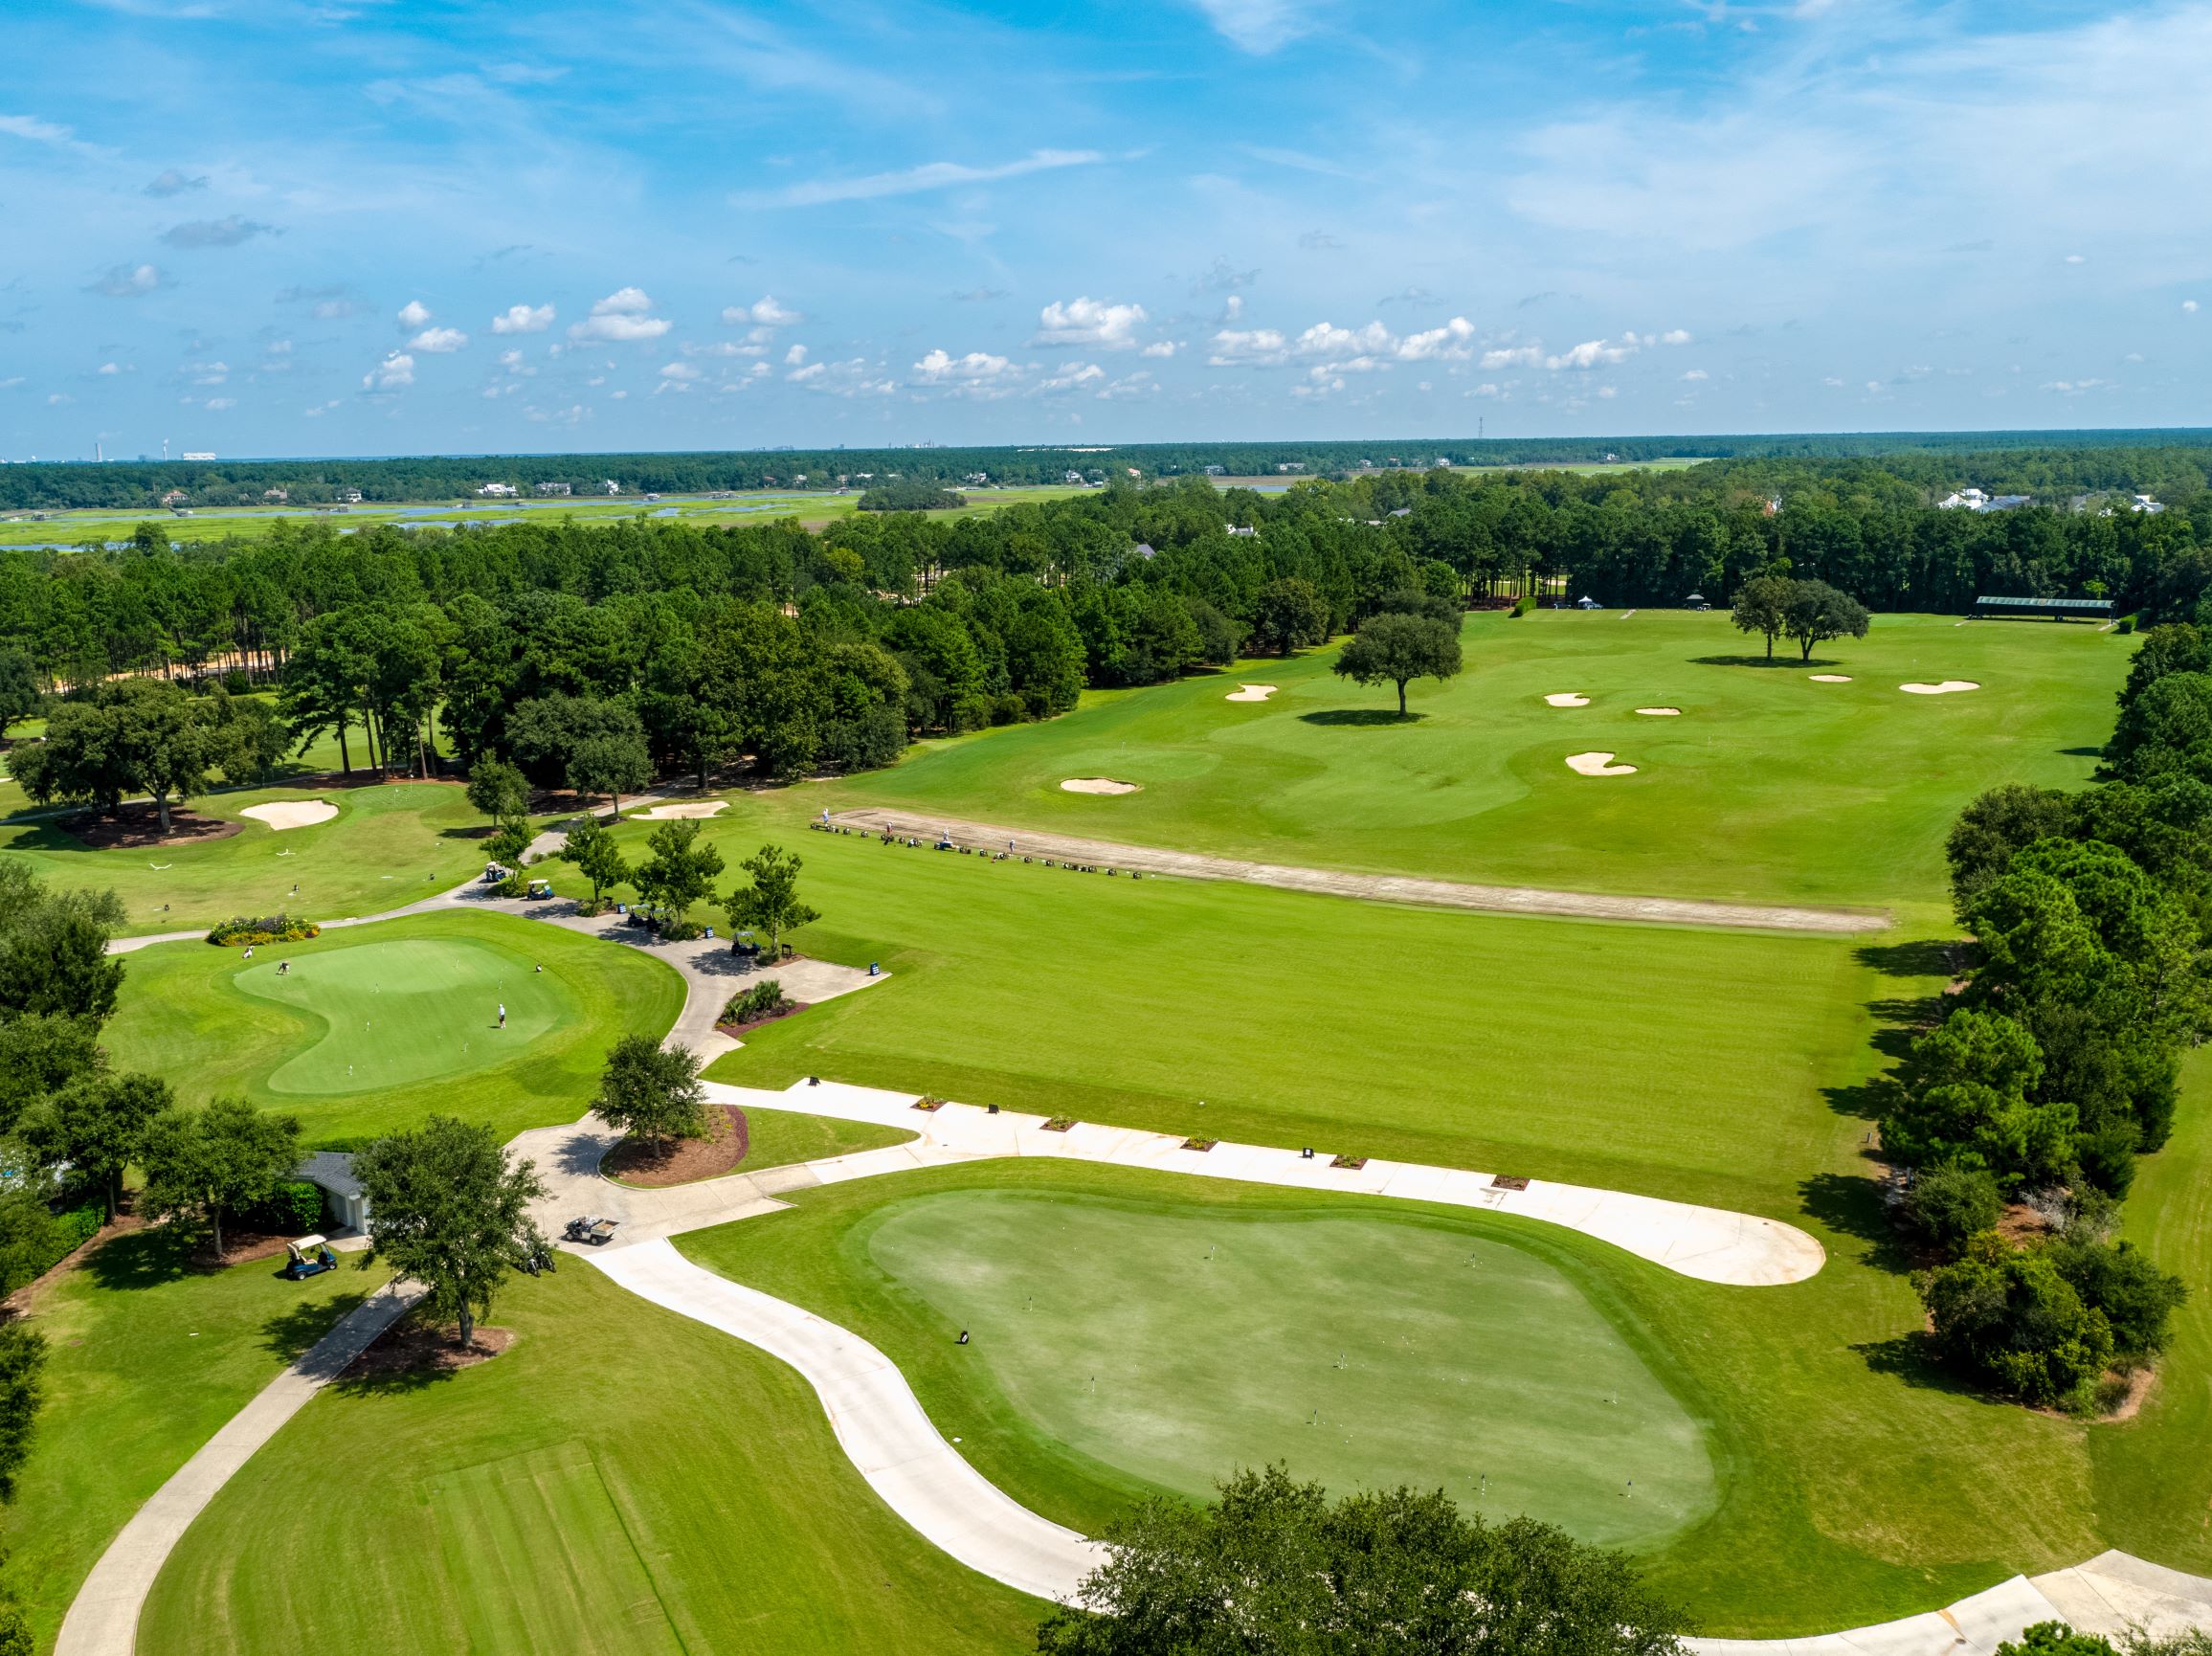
[2, 0, 2206, 459]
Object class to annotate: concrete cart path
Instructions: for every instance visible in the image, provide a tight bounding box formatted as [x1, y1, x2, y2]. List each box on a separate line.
[824, 808, 1890, 935]
[592, 1239, 1106, 1604]
[52, 1281, 424, 1656]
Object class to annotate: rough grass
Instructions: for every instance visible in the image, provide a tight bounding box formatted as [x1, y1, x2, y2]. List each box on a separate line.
[731, 1105, 916, 1175]
[0, 1228, 385, 1650]
[0, 779, 490, 937]
[136, 1263, 1041, 1656]
[826, 610, 2127, 919]
[102, 907, 685, 1146]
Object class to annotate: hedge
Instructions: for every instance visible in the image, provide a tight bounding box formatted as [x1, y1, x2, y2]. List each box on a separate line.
[208, 913, 320, 946]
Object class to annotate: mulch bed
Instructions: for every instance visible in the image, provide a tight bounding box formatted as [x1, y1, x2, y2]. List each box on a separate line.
[348, 1315, 515, 1377]
[714, 1001, 810, 1040]
[605, 1105, 751, 1187]
[61, 805, 242, 849]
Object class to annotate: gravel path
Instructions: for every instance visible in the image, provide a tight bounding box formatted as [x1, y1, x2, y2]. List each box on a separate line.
[825, 809, 1890, 935]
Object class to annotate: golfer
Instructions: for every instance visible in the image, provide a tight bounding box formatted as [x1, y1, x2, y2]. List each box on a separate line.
[498, 1001, 506, 1029]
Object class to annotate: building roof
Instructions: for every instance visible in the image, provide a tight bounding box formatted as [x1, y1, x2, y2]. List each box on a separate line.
[1975, 594, 2113, 613]
[294, 1151, 363, 1201]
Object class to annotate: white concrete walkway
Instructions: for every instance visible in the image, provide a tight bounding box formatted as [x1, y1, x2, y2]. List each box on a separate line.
[593, 1240, 1106, 1602]
[53, 1281, 423, 1656]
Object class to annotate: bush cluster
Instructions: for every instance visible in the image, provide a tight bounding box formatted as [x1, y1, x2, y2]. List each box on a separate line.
[721, 979, 794, 1027]
[207, 913, 319, 946]
[236, 1180, 324, 1236]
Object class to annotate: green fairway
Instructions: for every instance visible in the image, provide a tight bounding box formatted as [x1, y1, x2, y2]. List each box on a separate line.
[0, 1231, 383, 1650]
[827, 609, 2127, 917]
[244, 935, 565, 1095]
[0, 780, 490, 937]
[137, 1262, 1040, 1656]
[862, 1190, 1713, 1548]
[102, 908, 685, 1144]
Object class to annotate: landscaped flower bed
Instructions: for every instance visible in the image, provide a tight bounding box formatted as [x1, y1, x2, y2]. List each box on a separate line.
[207, 913, 320, 946]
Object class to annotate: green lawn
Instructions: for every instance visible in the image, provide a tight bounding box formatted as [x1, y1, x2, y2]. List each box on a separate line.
[584, 794, 1874, 1217]
[0, 1229, 384, 1651]
[826, 610, 2127, 919]
[732, 1105, 916, 1175]
[103, 908, 685, 1146]
[0, 780, 491, 937]
[136, 1263, 1041, 1656]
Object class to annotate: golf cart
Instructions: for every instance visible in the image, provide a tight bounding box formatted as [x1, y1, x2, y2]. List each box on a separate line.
[565, 1215, 619, 1246]
[525, 877, 554, 901]
[282, 1235, 338, 1281]
[481, 861, 511, 884]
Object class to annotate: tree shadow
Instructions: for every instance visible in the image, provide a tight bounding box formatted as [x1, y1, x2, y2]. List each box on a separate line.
[258, 1287, 372, 1364]
[82, 1227, 194, 1291]
[1852, 1331, 1978, 1398]
[2060, 747, 2106, 758]
[1855, 939, 1956, 979]
[1799, 1171, 1914, 1273]
[1298, 709, 1427, 727]
[327, 1355, 456, 1398]
[1688, 653, 1840, 669]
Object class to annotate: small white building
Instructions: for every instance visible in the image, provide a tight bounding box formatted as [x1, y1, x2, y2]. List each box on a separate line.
[2134, 494, 2166, 515]
[602, 480, 622, 494]
[535, 481, 572, 497]
[477, 481, 519, 498]
[294, 1152, 369, 1232]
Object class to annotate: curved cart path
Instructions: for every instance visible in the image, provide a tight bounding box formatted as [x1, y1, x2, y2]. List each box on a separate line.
[824, 809, 1890, 935]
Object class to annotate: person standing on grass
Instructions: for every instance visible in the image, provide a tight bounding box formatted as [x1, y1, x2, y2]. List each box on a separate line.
[498, 1001, 506, 1029]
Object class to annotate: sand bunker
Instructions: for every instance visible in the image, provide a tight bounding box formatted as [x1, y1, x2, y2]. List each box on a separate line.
[632, 800, 728, 819]
[1635, 707, 1681, 717]
[1225, 683, 1278, 703]
[1545, 693, 1590, 707]
[1809, 674, 1852, 683]
[1061, 777, 1141, 794]
[1900, 681, 1980, 696]
[1565, 751, 1638, 777]
[240, 799, 337, 832]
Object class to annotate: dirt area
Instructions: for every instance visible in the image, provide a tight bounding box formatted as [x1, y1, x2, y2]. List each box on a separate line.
[605, 1105, 750, 1187]
[348, 1314, 515, 1377]
[714, 1000, 810, 1040]
[62, 805, 242, 849]
[1994, 1202, 2057, 1248]
[2100, 1365, 2157, 1422]
[824, 806, 1892, 935]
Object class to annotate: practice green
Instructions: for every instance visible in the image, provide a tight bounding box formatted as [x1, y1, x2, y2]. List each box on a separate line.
[862, 1191, 1713, 1549]
[241, 936, 566, 1095]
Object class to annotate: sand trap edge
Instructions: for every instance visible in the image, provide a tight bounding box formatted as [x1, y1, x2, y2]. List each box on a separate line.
[239, 799, 339, 831]
[1225, 683, 1279, 703]
[1565, 751, 1638, 777]
[1061, 777, 1141, 794]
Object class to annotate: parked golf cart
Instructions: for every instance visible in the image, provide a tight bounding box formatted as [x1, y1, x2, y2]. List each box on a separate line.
[564, 1216, 618, 1246]
[282, 1235, 339, 1280]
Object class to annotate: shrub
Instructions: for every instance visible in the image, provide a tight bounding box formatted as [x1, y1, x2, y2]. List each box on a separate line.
[239, 1180, 324, 1237]
[2116, 615, 2137, 636]
[1919, 1235, 2114, 1407]
[1509, 593, 1535, 618]
[2044, 1235, 2188, 1357]
[207, 913, 319, 946]
[1903, 1165, 2002, 1256]
[722, 979, 794, 1025]
[1999, 1622, 2120, 1656]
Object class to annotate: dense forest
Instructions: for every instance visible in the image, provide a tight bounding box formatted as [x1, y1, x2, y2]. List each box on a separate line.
[3, 453, 2209, 798]
[7, 429, 2212, 511]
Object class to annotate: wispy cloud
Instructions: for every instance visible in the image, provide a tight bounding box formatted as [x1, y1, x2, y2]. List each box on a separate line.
[1193, 0, 1321, 54]
[87, 263, 165, 298]
[161, 215, 277, 249]
[744, 148, 1104, 207]
[144, 168, 207, 196]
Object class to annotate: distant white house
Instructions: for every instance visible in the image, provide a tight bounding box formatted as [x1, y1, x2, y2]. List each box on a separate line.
[1202, 464, 1227, 477]
[262, 487, 288, 503]
[181, 451, 215, 461]
[1389, 506, 1412, 518]
[339, 488, 363, 504]
[535, 481, 572, 497]
[159, 488, 188, 506]
[602, 480, 621, 494]
[1939, 488, 1989, 510]
[1228, 525, 1258, 537]
[477, 481, 519, 498]
[2134, 494, 2166, 514]
[1276, 462, 1305, 473]
[1064, 469, 1085, 483]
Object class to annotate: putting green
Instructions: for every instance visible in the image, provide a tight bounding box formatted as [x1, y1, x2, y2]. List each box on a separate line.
[864, 1191, 1715, 1549]
[239, 936, 569, 1096]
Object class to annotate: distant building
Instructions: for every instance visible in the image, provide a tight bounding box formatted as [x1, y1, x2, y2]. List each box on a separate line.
[1228, 525, 1258, 537]
[1388, 506, 1412, 518]
[1202, 464, 1226, 477]
[2134, 494, 2166, 514]
[602, 480, 621, 494]
[1131, 542, 1156, 560]
[1939, 488, 1986, 510]
[1276, 462, 1305, 473]
[1064, 470, 1084, 483]
[262, 487, 288, 503]
[535, 481, 572, 496]
[477, 481, 518, 498]
[159, 488, 188, 506]
[340, 488, 363, 504]
[181, 451, 215, 460]
[293, 1152, 369, 1231]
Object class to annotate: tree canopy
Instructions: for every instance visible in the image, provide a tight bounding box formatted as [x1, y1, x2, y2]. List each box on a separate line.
[353, 1115, 547, 1347]
[1332, 610, 1463, 716]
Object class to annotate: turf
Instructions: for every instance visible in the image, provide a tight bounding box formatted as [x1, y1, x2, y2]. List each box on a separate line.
[826, 610, 2128, 918]
[730, 1105, 917, 1175]
[859, 1190, 1713, 1548]
[101, 908, 685, 1145]
[0, 780, 491, 937]
[0, 1229, 384, 1650]
[135, 1261, 1041, 1656]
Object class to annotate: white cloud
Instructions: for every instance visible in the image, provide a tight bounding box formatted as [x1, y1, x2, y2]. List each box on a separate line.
[1547, 338, 1636, 369]
[2187, 301, 2201, 314]
[1480, 344, 1543, 369]
[1597, 385, 1618, 399]
[1193, 0, 1317, 54]
[1208, 327, 1289, 366]
[89, 263, 163, 299]
[1396, 317, 1477, 361]
[912, 347, 1016, 384]
[726, 295, 802, 326]
[362, 351, 415, 391]
[409, 326, 469, 353]
[47, 392, 72, 407]
[784, 344, 808, 367]
[788, 362, 825, 382]
[570, 287, 670, 342]
[498, 348, 532, 376]
[749, 148, 1104, 207]
[188, 361, 228, 385]
[1034, 297, 1148, 349]
[1039, 362, 1106, 391]
[658, 361, 703, 381]
[1297, 321, 1394, 358]
[204, 396, 236, 410]
[145, 168, 206, 197]
[1140, 340, 1179, 359]
[490, 302, 554, 334]
[397, 300, 433, 328]
[1661, 329, 1693, 346]
[0, 113, 76, 145]
[98, 362, 120, 375]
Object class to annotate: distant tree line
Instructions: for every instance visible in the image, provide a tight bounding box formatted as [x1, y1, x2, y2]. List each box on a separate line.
[1877, 624, 2212, 1409]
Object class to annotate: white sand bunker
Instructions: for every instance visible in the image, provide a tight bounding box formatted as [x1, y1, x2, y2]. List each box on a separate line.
[1225, 683, 1279, 703]
[1566, 751, 1638, 777]
[1809, 674, 1853, 683]
[1061, 777, 1141, 794]
[240, 799, 337, 832]
[1901, 681, 1980, 696]
[1545, 693, 1590, 707]
[1635, 707, 1681, 717]
[632, 800, 728, 819]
